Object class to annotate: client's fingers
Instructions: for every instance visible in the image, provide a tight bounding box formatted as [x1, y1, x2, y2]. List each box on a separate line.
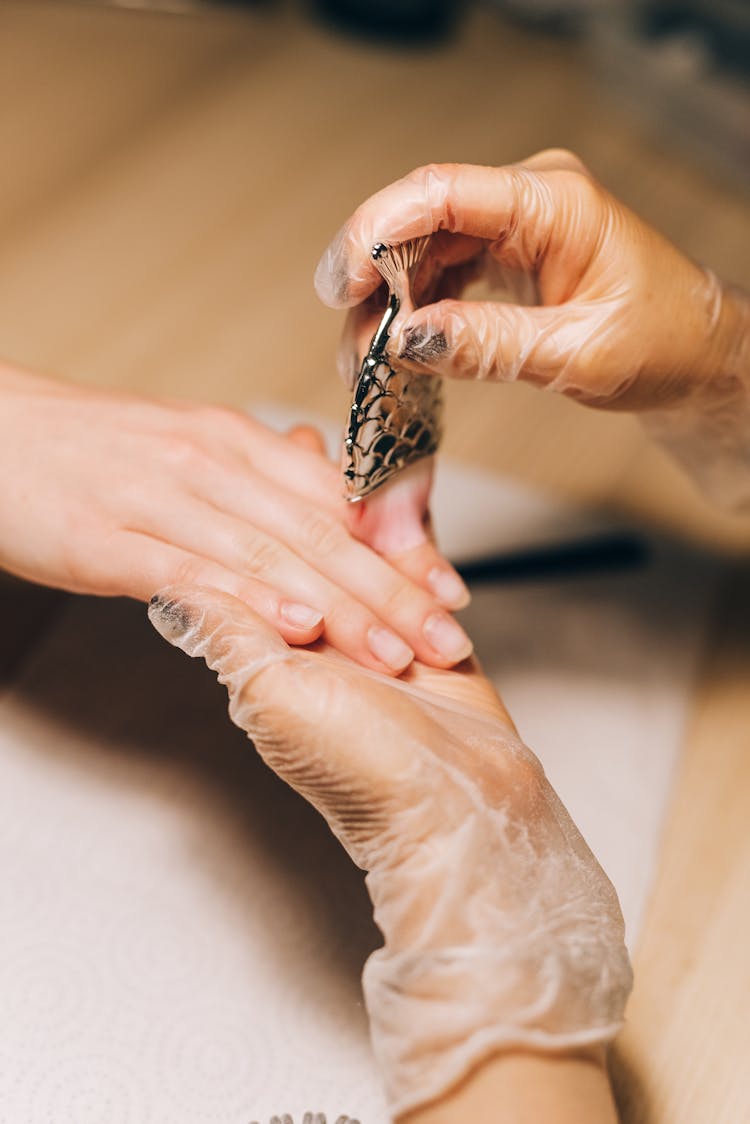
[286, 424, 329, 457]
[347, 461, 470, 611]
[105, 531, 324, 646]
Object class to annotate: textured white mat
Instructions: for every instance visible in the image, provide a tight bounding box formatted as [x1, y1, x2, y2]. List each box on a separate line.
[0, 408, 721, 1123]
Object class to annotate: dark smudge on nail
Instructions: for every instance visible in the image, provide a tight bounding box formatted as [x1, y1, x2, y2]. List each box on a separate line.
[399, 327, 448, 363]
[332, 268, 350, 305]
[329, 228, 352, 304]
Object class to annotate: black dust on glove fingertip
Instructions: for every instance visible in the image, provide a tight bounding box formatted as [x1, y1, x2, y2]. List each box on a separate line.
[148, 594, 195, 633]
[399, 325, 448, 363]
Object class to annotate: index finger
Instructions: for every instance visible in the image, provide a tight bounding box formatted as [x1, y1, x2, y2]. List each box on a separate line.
[314, 161, 555, 309]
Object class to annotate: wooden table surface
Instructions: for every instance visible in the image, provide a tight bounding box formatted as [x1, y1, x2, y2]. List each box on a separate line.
[1, 3, 749, 1120]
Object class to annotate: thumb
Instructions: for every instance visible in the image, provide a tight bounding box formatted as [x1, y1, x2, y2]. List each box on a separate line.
[147, 585, 368, 790]
[148, 584, 420, 854]
[392, 298, 570, 385]
[148, 585, 292, 729]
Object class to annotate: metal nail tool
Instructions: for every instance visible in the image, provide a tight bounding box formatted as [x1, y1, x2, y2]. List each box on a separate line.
[343, 237, 443, 502]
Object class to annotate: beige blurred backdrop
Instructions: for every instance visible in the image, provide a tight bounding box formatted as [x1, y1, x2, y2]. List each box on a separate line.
[1, 0, 749, 548]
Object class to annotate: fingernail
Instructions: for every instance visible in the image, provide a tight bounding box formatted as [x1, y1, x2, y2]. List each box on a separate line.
[367, 626, 414, 672]
[147, 596, 195, 645]
[280, 601, 324, 630]
[147, 596, 192, 631]
[423, 612, 473, 663]
[399, 325, 448, 364]
[313, 227, 349, 307]
[427, 566, 471, 610]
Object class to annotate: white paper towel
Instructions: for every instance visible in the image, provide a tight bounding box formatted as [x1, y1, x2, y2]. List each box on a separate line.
[0, 409, 721, 1123]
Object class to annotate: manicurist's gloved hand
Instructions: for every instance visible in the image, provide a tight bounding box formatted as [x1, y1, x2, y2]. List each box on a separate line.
[149, 584, 633, 1120]
[316, 150, 750, 507]
[0, 363, 472, 674]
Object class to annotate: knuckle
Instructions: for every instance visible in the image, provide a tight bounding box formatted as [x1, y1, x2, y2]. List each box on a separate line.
[400, 163, 456, 231]
[179, 405, 260, 462]
[555, 166, 601, 203]
[421, 163, 454, 231]
[243, 534, 283, 579]
[543, 147, 590, 175]
[199, 403, 253, 435]
[189, 404, 231, 434]
[556, 330, 619, 400]
[160, 433, 208, 476]
[409, 161, 449, 185]
[171, 555, 208, 586]
[379, 578, 420, 624]
[299, 510, 346, 559]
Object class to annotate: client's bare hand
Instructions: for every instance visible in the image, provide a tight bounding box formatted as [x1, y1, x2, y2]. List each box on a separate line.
[149, 584, 632, 1118]
[0, 364, 472, 674]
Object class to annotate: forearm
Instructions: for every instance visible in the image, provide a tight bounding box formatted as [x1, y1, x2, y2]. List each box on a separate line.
[360, 737, 631, 1120]
[398, 1048, 618, 1124]
[642, 281, 750, 511]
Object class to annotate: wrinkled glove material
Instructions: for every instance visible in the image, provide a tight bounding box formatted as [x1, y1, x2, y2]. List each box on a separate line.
[149, 587, 633, 1118]
[318, 155, 750, 509]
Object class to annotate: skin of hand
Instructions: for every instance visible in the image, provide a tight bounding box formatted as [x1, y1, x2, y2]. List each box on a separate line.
[148, 583, 632, 1119]
[315, 148, 747, 413]
[0, 362, 473, 675]
[403, 1049, 619, 1124]
[293, 420, 445, 625]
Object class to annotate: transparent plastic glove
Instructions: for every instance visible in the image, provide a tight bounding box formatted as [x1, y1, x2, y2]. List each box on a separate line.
[315, 149, 739, 409]
[0, 363, 472, 674]
[316, 151, 750, 505]
[149, 584, 633, 1119]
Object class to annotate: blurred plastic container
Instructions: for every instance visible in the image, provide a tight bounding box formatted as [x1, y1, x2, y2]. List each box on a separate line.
[587, 4, 750, 187]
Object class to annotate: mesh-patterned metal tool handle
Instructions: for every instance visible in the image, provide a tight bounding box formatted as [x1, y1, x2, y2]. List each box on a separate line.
[343, 238, 443, 502]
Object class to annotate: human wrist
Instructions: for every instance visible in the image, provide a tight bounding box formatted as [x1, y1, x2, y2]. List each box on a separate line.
[363, 927, 628, 1118]
[397, 1047, 618, 1124]
[359, 736, 632, 1118]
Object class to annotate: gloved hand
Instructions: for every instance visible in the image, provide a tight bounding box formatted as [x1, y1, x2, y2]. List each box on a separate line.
[0, 363, 472, 674]
[149, 584, 633, 1119]
[315, 149, 748, 414]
